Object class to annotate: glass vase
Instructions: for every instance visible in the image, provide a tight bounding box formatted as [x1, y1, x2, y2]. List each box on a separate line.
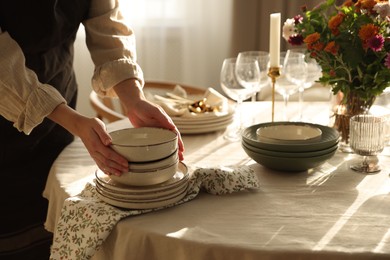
[331, 91, 376, 152]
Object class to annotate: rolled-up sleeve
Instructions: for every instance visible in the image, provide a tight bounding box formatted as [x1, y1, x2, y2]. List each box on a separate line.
[0, 32, 66, 134]
[84, 0, 144, 97]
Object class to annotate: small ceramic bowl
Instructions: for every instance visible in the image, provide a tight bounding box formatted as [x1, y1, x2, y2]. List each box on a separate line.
[110, 127, 178, 162]
[128, 150, 178, 172]
[109, 161, 179, 186]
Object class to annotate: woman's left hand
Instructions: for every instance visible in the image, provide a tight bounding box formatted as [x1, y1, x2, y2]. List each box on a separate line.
[114, 79, 185, 161]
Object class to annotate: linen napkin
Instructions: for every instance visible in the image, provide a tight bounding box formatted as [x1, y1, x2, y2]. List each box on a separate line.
[145, 85, 229, 118]
[49, 165, 259, 260]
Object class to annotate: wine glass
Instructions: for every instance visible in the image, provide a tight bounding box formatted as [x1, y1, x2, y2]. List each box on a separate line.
[290, 49, 322, 120]
[349, 114, 387, 174]
[275, 51, 307, 121]
[236, 51, 270, 101]
[235, 53, 261, 97]
[220, 58, 253, 141]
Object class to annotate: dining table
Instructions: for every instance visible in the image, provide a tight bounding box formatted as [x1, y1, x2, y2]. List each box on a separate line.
[43, 101, 390, 260]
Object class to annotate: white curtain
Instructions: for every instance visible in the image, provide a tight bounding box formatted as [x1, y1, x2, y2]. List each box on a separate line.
[120, 0, 234, 90]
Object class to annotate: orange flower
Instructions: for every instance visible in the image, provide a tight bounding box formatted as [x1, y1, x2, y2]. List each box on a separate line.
[358, 24, 379, 41]
[355, 0, 378, 13]
[324, 41, 339, 55]
[304, 32, 322, 51]
[304, 32, 320, 45]
[360, 0, 377, 9]
[312, 42, 325, 51]
[328, 13, 345, 35]
[342, 0, 354, 7]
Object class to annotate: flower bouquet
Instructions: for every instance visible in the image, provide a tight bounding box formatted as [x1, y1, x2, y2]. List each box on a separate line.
[283, 0, 390, 144]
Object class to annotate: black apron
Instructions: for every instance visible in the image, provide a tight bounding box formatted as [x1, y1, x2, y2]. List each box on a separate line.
[0, 1, 91, 259]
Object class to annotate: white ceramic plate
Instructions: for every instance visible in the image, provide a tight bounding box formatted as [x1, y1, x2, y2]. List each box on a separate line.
[96, 186, 187, 209]
[178, 121, 232, 134]
[95, 162, 189, 193]
[96, 181, 188, 202]
[176, 118, 233, 130]
[256, 124, 322, 143]
[171, 106, 234, 123]
[109, 162, 178, 186]
[172, 112, 234, 125]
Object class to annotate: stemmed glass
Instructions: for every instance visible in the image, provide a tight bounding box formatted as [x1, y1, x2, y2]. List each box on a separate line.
[235, 53, 261, 98]
[220, 58, 253, 141]
[275, 51, 307, 121]
[290, 49, 322, 120]
[236, 51, 270, 101]
[349, 114, 387, 174]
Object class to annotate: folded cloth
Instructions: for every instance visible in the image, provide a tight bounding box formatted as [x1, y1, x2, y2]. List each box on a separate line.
[145, 85, 229, 118]
[49, 165, 259, 260]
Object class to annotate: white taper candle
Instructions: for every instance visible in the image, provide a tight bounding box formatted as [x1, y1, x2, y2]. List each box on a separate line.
[269, 13, 281, 67]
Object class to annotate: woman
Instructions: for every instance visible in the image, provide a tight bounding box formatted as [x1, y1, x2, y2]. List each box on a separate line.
[0, 0, 183, 259]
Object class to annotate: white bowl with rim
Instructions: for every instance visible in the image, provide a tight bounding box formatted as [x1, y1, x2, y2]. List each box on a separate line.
[109, 161, 179, 186]
[128, 150, 178, 172]
[110, 127, 178, 162]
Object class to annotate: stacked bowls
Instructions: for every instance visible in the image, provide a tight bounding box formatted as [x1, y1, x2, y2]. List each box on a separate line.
[241, 122, 339, 172]
[95, 127, 188, 209]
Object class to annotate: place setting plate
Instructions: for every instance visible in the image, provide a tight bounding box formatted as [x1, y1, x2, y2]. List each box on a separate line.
[95, 180, 188, 202]
[177, 122, 233, 134]
[256, 123, 322, 144]
[96, 185, 188, 209]
[95, 162, 189, 194]
[242, 122, 340, 152]
[171, 105, 234, 123]
[144, 83, 234, 134]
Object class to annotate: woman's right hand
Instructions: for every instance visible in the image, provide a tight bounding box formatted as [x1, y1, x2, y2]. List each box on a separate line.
[48, 103, 129, 176]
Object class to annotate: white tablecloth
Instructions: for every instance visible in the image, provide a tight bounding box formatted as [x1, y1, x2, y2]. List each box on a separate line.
[43, 101, 390, 260]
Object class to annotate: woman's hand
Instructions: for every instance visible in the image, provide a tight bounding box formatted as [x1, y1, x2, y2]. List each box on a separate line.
[48, 78, 184, 176]
[48, 104, 128, 176]
[114, 79, 185, 161]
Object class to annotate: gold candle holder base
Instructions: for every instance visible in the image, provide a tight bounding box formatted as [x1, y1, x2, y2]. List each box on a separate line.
[267, 66, 281, 122]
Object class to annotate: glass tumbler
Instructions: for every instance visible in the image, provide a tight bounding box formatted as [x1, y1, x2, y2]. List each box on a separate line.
[349, 114, 387, 173]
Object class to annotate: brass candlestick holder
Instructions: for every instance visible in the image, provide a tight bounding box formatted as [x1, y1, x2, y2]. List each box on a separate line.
[267, 66, 281, 122]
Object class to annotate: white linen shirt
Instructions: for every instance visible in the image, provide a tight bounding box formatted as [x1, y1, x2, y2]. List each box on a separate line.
[0, 0, 143, 134]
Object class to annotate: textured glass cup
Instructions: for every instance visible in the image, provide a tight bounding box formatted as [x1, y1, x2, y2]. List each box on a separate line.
[349, 115, 386, 173]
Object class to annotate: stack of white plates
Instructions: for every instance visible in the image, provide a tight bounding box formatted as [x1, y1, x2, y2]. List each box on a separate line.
[241, 122, 340, 172]
[172, 108, 234, 134]
[143, 82, 235, 134]
[95, 162, 189, 209]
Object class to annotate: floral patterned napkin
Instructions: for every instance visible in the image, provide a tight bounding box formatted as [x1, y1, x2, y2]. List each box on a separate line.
[49, 165, 259, 260]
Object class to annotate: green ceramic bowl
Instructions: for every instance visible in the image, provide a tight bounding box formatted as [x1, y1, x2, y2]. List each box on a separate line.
[241, 140, 339, 158]
[242, 122, 339, 153]
[242, 143, 337, 172]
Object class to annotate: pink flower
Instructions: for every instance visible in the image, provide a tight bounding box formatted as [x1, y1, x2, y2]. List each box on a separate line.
[385, 53, 390, 69]
[368, 35, 384, 52]
[293, 15, 303, 25]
